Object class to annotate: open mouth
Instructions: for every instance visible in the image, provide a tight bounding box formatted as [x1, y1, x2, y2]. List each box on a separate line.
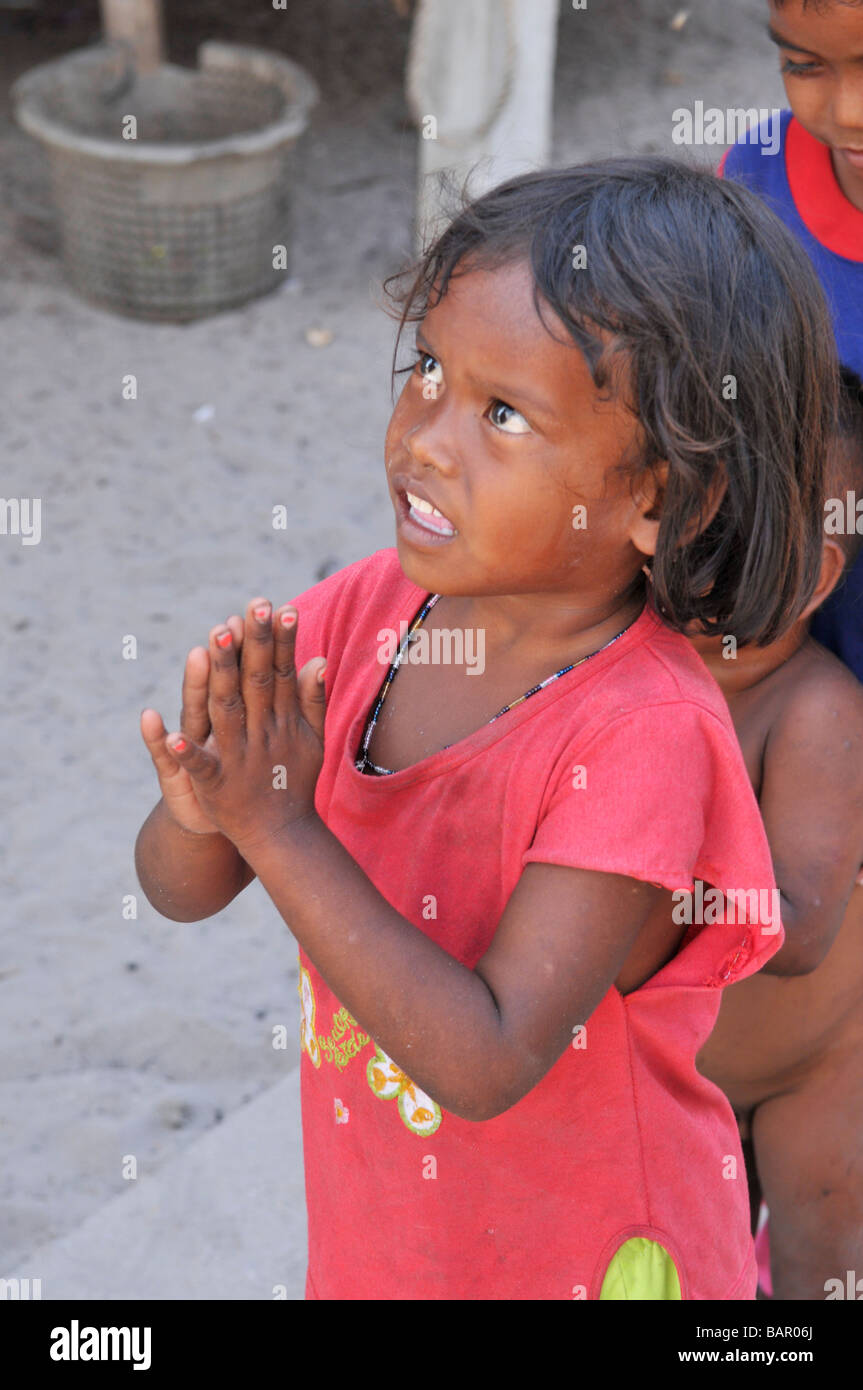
[397, 488, 458, 540]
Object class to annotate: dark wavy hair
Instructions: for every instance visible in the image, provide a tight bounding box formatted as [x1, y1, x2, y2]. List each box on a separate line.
[828, 367, 863, 566]
[382, 157, 840, 646]
[772, 0, 863, 10]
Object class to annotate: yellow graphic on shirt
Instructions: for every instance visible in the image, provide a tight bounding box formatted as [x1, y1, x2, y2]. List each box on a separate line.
[298, 966, 321, 1068]
[367, 1046, 442, 1137]
[299, 967, 441, 1135]
[318, 1005, 371, 1071]
[298, 966, 371, 1072]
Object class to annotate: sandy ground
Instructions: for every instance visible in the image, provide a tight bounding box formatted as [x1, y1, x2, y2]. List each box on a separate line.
[0, 0, 785, 1294]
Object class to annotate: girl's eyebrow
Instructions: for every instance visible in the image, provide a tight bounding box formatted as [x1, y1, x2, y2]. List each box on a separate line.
[767, 23, 863, 64]
[766, 24, 819, 57]
[415, 329, 558, 420]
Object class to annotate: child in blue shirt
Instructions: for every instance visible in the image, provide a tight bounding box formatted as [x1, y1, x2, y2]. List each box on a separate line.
[719, 0, 863, 678]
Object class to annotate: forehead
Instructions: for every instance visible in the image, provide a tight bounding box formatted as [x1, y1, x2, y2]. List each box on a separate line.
[769, 0, 863, 55]
[425, 257, 564, 349]
[422, 257, 621, 414]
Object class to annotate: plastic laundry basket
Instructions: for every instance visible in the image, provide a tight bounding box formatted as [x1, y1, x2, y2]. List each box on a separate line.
[10, 40, 318, 320]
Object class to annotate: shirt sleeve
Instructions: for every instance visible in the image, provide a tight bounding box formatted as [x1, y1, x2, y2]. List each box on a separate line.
[521, 700, 759, 896]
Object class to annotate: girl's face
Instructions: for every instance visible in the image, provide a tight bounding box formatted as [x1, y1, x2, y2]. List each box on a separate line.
[384, 257, 658, 609]
[768, 0, 863, 209]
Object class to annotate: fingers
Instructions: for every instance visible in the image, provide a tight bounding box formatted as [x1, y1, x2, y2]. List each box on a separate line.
[180, 646, 211, 745]
[226, 614, 244, 649]
[207, 623, 246, 746]
[141, 707, 187, 785]
[239, 597, 275, 737]
[165, 730, 222, 783]
[296, 657, 328, 744]
[273, 605, 300, 723]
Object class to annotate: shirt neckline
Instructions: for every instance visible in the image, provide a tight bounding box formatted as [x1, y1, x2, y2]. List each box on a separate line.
[345, 586, 662, 790]
[786, 114, 863, 263]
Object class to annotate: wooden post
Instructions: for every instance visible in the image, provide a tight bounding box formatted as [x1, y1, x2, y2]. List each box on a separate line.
[99, 0, 166, 73]
[408, 0, 561, 251]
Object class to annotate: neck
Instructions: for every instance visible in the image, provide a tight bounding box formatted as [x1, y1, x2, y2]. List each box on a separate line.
[688, 622, 809, 697]
[444, 574, 647, 668]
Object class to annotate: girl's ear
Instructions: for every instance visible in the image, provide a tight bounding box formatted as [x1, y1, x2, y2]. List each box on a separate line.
[800, 538, 847, 621]
[628, 460, 728, 558]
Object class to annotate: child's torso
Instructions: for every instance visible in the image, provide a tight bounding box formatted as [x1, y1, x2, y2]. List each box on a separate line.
[697, 642, 863, 1099]
[362, 596, 687, 995]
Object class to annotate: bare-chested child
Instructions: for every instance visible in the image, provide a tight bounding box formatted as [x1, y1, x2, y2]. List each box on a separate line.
[694, 367, 863, 1300]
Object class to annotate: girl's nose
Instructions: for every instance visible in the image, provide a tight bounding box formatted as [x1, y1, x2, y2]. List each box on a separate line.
[403, 411, 459, 476]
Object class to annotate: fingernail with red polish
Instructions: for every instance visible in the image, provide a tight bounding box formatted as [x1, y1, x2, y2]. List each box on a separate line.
[281, 608, 297, 627]
[254, 604, 271, 622]
[216, 631, 233, 648]
[173, 737, 187, 752]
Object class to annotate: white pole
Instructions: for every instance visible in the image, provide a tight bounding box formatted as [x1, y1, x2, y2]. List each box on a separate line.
[99, 0, 166, 73]
[409, 0, 561, 251]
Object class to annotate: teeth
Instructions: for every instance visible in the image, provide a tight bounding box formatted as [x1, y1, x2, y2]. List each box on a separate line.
[407, 490, 446, 520]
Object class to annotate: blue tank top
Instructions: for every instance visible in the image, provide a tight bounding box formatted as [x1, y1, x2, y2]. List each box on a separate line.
[722, 111, 863, 680]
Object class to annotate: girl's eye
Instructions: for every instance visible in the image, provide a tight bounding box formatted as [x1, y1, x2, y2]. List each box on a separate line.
[487, 399, 531, 435]
[415, 351, 443, 386]
[781, 56, 822, 76]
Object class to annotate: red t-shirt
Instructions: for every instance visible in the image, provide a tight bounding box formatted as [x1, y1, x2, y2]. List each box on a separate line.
[286, 548, 782, 1300]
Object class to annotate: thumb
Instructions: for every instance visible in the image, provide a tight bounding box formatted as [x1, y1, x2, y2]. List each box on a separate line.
[165, 733, 222, 784]
[296, 657, 328, 742]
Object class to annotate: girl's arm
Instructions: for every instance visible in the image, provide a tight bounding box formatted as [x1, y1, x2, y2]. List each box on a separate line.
[757, 658, 863, 975]
[135, 797, 255, 922]
[220, 816, 664, 1121]
[135, 633, 256, 922]
[160, 600, 667, 1121]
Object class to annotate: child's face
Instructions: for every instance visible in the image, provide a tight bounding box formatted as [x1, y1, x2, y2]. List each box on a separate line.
[384, 257, 656, 605]
[768, 0, 863, 208]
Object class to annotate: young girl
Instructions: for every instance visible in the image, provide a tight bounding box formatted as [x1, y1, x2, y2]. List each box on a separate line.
[135, 157, 838, 1301]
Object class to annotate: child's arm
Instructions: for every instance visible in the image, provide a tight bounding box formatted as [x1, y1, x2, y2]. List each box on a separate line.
[162, 602, 670, 1122]
[135, 631, 256, 921]
[201, 811, 663, 1122]
[135, 797, 255, 922]
[757, 657, 863, 975]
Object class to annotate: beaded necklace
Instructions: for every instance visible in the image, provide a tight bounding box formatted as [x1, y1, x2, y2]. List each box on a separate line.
[355, 593, 640, 776]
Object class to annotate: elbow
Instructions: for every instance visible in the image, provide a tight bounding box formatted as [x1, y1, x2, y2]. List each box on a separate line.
[136, 888, 205, 924]
[761, 934, 833, 977]
[760, 899, 842, 977]
[149, 903, 208, 924]
[450, 1071, 533, 1124]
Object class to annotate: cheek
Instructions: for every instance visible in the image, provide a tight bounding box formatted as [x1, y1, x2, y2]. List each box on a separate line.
[782, 77, 828, 128]
[385, 383, 414, 447]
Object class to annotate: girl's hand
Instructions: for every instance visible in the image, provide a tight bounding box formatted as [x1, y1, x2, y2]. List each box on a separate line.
[162, 598, 327, 855]
[139, 612, 242, 835]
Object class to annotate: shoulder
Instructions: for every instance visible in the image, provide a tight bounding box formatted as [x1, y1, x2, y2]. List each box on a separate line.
[769, 639, 863, 771]
[290, 547, 420, 660]
[292, 547, 414, 615]
[582, 606, 738, 749]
